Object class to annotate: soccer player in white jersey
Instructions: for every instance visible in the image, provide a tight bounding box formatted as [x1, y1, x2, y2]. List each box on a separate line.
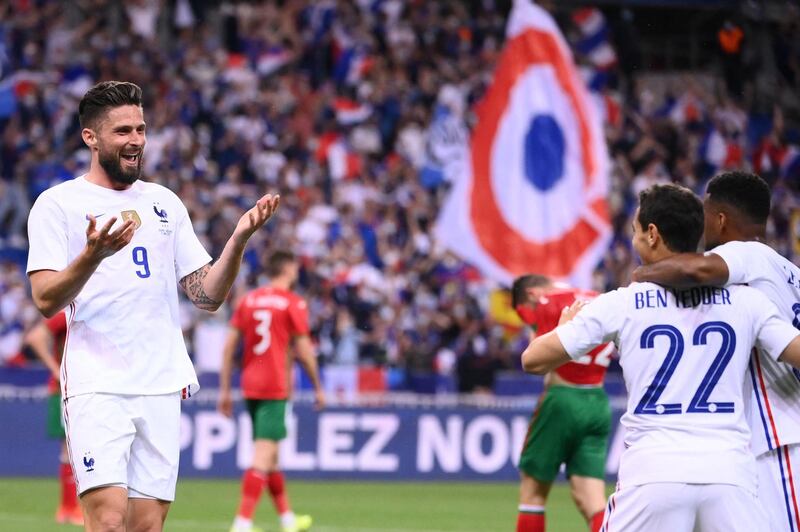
[522, 183, 800, 532]
[632, 171, 800, 531]
[25, 81, 281, 532]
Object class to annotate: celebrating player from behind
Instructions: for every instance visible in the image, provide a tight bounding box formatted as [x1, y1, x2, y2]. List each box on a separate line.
[26, 81, 280, 532]
[510, 276, 613, 532]
[632, 171, 800, 531]
[218, 250, 325, 532]
[523, 183, 800, 531]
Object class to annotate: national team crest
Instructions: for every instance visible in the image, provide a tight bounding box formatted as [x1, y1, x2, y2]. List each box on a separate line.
[121, 210, 142, 229]
[435, 0, 611, 288]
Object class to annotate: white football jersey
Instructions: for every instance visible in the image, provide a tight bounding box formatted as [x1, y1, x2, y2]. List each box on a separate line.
[27, 176, 211, 399]
[713, 240, 800, 457]
[556, 281, 799, 491]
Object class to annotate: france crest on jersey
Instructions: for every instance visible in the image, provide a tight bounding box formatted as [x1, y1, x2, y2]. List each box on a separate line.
[435, 0, 611, 288]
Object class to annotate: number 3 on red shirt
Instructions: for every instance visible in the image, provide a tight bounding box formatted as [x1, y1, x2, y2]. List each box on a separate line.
[253, 310, 272, 355]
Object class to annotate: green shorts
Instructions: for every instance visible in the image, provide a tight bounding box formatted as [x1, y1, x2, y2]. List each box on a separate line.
[246, 399, 288, 441]
[47, 393, 66, 439]
[518, 385, 611, 482]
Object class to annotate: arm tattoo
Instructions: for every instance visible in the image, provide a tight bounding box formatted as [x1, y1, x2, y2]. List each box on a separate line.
[180, 264, 222, 310]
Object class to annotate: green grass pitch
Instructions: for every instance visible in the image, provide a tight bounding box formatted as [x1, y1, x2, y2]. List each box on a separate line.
[0, 478, 595, 531]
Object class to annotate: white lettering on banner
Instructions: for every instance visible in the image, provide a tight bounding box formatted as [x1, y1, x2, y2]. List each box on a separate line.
[417, 415, 463, 472]
[193, 412, 237, 469]
[511, 416, 528, 467]
[280, 414, 317, 470]
[237, 412, 253, 470]
[319, 413, 357, 470]
[179, 413, 193, 451]
[464, 415, 509, 474]
[356, 414, 400, 472]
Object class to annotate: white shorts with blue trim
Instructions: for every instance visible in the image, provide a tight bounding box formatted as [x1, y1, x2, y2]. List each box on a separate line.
[63, 392, 181, 501]
[757, 444, 800, 532]
[601, 482, 769, 532]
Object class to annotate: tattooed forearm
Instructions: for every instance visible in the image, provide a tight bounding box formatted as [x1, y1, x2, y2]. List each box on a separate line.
[180, 264, 222, 311]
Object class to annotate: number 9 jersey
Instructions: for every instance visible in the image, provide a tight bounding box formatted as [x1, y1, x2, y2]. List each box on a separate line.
[555, 281, 800, 492]
[230, 286, 310, 400]
[26, 176, 212, 399]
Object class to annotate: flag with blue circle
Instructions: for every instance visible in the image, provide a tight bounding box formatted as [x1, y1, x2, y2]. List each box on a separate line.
[435, 0, 611, 288]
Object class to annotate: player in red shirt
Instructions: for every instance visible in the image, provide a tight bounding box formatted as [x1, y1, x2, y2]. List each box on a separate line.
[511, 275, 614, 532]
[218, 250, 325, 532]
[24, 311, 83, 525]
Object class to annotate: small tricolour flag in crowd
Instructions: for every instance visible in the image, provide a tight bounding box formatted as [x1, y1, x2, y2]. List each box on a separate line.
[333, 97, 372, 125]
[435, 0, 611, 288]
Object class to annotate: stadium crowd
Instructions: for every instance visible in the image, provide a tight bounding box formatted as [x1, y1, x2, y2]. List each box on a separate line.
[1, 0, 799, 393]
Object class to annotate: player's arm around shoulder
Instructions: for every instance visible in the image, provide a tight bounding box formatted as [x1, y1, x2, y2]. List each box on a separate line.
[631, 252, 730, 288]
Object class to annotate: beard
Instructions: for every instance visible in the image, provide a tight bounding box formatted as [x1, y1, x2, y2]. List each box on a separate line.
[98, 147, 143, 186]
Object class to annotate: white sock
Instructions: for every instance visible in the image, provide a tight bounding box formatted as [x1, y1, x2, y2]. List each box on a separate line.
[233, 516, 253, 529]
[280, 511, 296, 528]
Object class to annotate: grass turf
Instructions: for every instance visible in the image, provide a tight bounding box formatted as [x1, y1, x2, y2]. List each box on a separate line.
[0, 478, 594, 531]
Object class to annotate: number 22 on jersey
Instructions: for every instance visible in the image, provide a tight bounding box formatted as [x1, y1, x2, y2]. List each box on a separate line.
[635, 321, 735, 415]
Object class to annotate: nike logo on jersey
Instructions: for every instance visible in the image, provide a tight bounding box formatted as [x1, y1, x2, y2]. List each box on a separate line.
[85, 213, 105, 221]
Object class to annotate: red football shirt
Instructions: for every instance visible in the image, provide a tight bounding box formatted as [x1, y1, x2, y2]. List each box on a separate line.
[230, 286, 310, 400]
[521, 288, 613, 386]
[44, 312, 68, 394]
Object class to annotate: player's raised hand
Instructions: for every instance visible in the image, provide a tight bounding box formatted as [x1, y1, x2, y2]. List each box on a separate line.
[217, 390, 234, 417]
[558, 299, 588, 325]
[233, 193, 281, 245]
[85, 215, 136, 261]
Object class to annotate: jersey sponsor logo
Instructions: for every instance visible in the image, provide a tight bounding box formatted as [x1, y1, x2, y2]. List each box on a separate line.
[121, 210, 142, 229]
[83, 454, 95, 472]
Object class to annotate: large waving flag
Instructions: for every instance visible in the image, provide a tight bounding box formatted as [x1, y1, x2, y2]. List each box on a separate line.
[435, 0, 611, 288]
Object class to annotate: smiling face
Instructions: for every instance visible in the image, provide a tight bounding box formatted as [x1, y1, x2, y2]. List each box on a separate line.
[85, 105, 146, 187]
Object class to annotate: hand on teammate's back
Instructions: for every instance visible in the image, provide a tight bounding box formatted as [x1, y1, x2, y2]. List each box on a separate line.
[232, 194, 281, 246]
[558, 299, 588, 326]
[84, 215, 136, 261]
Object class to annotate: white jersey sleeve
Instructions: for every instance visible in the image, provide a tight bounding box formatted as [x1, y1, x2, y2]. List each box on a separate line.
[556, 288, 625, 360]
[26, 191, 70, 274]
[750, 290, 800, 361]
[710, 240, 763, 285]
[172, 200, 211, 280]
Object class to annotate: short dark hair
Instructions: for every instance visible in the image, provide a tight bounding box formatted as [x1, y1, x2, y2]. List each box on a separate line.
[511, 274, 550, 307]
[706, 171, 771, 225]
[638, 184, 704, 253]
[266, 250, 296, 278]
[79, 81, 143, 129]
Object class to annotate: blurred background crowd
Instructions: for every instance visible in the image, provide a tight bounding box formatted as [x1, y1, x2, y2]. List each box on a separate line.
[1, 0, 799, 395]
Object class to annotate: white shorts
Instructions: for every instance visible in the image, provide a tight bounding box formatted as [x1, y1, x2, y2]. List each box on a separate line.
[756, 444, 800, 532]
[601, 483, 769, 532]
[63, 392, 181, 501]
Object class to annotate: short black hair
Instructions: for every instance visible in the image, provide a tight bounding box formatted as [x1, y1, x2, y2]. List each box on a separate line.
[511, 274, 550, 307]
[79, 81, 143, 129]
[638, 184, 704, 253]
[706, 171, 771, 225]
[266, 250, 296, 278]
